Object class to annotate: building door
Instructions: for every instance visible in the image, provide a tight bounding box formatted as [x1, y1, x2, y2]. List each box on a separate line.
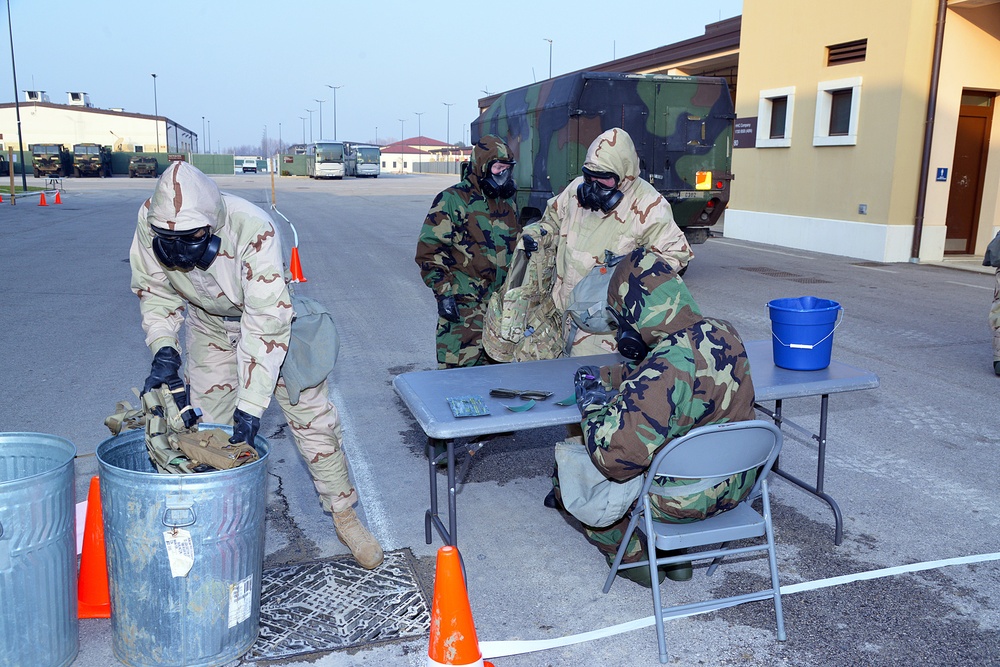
[944, 91, 994, 255]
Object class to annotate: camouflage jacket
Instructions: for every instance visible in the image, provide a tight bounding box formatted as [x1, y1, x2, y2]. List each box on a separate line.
[582, 249, 756, 521]
[415, 136, 519, 303]
[525, 129, 692, 331]
[130, 173, 292, 419]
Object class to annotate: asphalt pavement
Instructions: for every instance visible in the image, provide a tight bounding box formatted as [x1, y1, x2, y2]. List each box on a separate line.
[2, 173, 998, 666]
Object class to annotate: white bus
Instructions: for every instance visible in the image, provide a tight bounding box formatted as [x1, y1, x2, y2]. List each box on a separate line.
[305, 141, 354, 179]
[354, 146, 381, 178]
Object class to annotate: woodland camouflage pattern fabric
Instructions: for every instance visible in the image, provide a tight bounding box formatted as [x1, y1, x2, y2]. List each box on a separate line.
[523, 128, 693, 357]
[415, 135, 520, 367]
[130, 161, 292, 417]
[575, 248, 757, 564]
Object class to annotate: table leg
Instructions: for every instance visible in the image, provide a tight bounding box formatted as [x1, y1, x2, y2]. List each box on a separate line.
[425, 437, 456, 546]
[759, 395, 844, 545]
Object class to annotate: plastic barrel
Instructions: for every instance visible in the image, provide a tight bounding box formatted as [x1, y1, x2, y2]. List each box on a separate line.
[0, 433, 78, 667]
[768, 296, 842, 371]
[97, 425, 268, 667]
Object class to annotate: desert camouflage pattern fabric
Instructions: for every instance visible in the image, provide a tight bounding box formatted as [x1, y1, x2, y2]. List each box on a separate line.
[523, 128, 693, 357]
[991, 268, 1000, 361]
[415, 135, 519, 367]
[130, 162, 357, 512]
[574, 248, 757, 564]
[482, 231, 565, 362]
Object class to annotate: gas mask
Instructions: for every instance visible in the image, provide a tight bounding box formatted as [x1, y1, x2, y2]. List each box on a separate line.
[151, 225, 221, 271]
[480, 160, 517, 199]
[606, 306, 649, 362]
[577, 168, 623, 213]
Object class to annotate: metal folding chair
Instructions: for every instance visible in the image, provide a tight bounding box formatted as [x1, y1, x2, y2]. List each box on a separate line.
[602, 420, 786, 663]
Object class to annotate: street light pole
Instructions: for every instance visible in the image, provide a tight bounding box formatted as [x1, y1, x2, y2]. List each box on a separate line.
[325, 85, 342, 140]
[314, 99, 324, 138]
[305, 109, 315, 143]
[299, 117, 306, 144]
[201, 116, 205, 153]
[443, 102, 454, 145]
[151, 73, 159, 151]
[543, 38, 552, 79]
[207, 120, 211, 154]
[414, 111, 423, 173]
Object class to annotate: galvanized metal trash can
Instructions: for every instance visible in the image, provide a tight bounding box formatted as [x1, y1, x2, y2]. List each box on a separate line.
[97, 425, 269, 667]
[0, 432, 78, 667]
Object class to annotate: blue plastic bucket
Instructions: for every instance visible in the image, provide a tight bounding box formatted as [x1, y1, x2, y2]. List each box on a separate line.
[767, 296, 842, 371]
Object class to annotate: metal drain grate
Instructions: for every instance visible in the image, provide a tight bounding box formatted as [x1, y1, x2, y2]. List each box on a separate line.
[242, 549, 430, 662]
[740, 266, 832, 284]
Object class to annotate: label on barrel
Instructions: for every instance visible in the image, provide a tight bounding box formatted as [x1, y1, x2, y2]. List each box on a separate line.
[228, 575, 254, 627]
[163, 529, 195, 577]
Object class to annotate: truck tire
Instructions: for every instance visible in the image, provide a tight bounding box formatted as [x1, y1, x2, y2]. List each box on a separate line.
[33, 168, 39, 178]
[74, 167, 81, 178]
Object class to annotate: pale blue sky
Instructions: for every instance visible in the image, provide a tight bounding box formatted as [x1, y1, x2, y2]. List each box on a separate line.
[3, 0, 742, 150]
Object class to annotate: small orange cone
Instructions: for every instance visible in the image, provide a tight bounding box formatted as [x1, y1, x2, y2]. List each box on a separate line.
[54, 190, 62, 204]
[428, 546, 494, 667]
[77, 476, 111, 618]
[38, 191, 47, 206]
[289, 246, 308, 283]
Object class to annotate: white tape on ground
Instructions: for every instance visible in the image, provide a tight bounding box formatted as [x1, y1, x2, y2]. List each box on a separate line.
[479, 551, 1000, 659]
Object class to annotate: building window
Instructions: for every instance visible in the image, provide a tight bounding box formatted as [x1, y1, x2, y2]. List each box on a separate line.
[134, 145, 144, 152]
[392, 161, 397, 168]
[814, 77, 862, 146]
[827, 39, 867, 66]
[756, 86, 795, 148]
[404, 162, 408, 168]
[381, 161, 386, 168]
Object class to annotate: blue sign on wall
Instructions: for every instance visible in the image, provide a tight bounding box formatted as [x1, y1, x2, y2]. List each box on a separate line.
[936, 167, 948, 182]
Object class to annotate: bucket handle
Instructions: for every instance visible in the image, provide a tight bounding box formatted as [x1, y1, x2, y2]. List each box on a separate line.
[770, 307, 844, 350]
[162, 497, 197, 529]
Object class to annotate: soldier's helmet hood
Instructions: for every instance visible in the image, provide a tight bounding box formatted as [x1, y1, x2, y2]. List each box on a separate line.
[582, 128, 639, 191]
[607, 248, 702, 347]
[147, 161, 225, 232]
[469, 135, 514, 185]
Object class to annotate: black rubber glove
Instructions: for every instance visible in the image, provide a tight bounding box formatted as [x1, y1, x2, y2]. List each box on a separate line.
[522, 234, 538, 258]
[437, 295, 461, 323]
[143, 347, 183, 395]
[574, 365, 611, 415]
[230, 408, 260, 445]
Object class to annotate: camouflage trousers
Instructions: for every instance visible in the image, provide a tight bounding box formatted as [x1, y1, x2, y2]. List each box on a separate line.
[436, 297, 492, 369]
[184, 310, 358, 513]
[554, 466, 759, 565]
[991, 268, 1000, 360]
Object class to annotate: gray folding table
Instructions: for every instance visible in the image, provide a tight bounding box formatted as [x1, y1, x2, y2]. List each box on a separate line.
[393, 340, 878, 547]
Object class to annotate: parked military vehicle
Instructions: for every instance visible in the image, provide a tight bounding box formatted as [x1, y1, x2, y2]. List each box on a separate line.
[471, 72, 735, 244]
[128, 155, 158, 178]
[31, 144, 72, 178]
[72, 144, 113, 177]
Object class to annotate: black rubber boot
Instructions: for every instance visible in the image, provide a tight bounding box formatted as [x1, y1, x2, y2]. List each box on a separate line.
[994, 360, 1000, 376]
[664, 561, 693, 581]
[617, 564, 667, 589]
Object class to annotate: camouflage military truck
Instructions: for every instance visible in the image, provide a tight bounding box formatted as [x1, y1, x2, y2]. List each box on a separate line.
[128, 155, 158, 178]
[72, 143, 113, 177]
[471, 72, 735, 244]
[31, 144, 72, 178]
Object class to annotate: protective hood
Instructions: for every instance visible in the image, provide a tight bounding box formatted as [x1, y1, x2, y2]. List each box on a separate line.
[147, 161, 225, 232]
[468, 134, 514, 187]
[607, 248, 702, 348]
[582, 128, 639, 193]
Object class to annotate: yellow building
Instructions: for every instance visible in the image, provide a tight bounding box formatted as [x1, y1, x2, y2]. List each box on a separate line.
[729, 0, 1000, 262]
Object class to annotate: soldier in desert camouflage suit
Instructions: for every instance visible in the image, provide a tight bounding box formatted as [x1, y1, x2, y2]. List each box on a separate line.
[521, 128, 693, 357]
[130, 162, 383, 569]
[557, 248, 757, 584]
[416, 135, 519, 368]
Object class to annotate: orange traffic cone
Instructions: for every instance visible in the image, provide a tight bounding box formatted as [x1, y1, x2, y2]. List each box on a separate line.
[54, 190, 62, 204]
[78, 476, 111, 618]
[38, 191, 48, 206]
[428, 546, 494, 667]
[289, 246, 308, 283]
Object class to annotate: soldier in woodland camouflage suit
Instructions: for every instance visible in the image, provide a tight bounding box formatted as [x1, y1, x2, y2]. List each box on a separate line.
[416, 135, 519, 368]
[556, 248, 756, 586]
[521, 128, 693, 357]
[130, 162, 383, 569]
